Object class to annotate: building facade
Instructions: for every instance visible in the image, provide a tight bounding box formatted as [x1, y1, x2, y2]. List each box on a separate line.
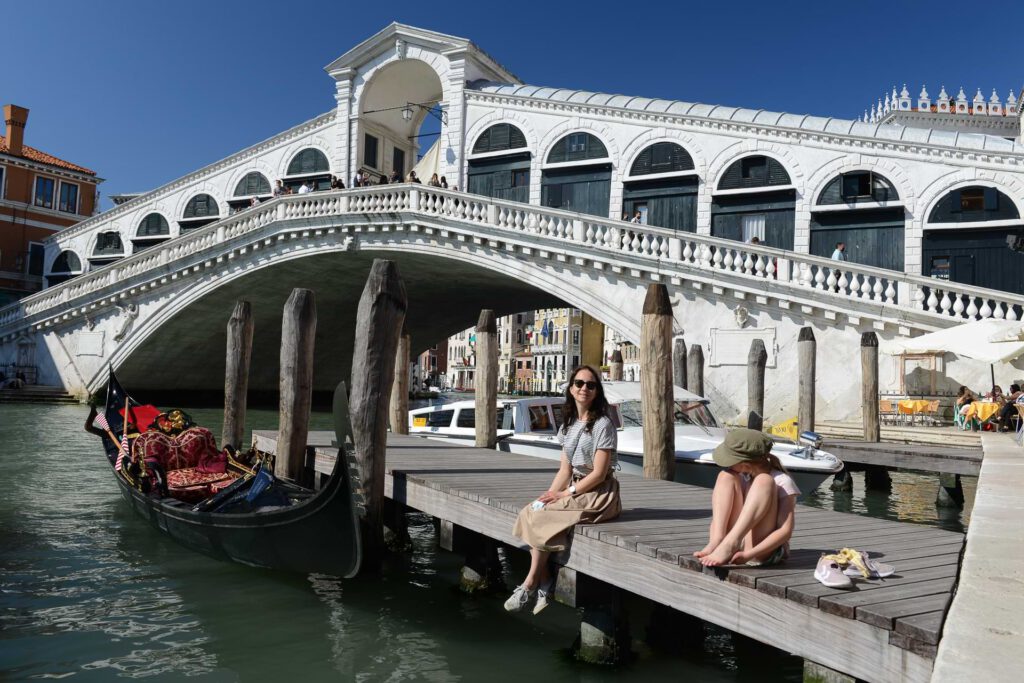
[37, 24, 1024, 299]
[1, 105, 100, 305]
[496, 311, 533, 393]
[411, 341, 447, 391]
[446, 328, 474, 390]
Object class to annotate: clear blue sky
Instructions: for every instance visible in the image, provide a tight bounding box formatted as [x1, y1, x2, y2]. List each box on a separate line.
[7, 1, 1023, 210]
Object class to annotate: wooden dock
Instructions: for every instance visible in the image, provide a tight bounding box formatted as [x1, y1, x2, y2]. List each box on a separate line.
[824, 440, 982, 476]
[255, 430, 965, 683]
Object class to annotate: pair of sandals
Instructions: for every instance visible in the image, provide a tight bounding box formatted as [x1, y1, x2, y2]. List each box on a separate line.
[814, 547, 895, 589]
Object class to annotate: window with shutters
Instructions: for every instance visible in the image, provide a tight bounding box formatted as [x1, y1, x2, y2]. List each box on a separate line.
[234, 172, 271, 197]
[58, 182, 79, 213]
[34, 176, 55, 209]
[547, 132, 608, 163]
[392, 147, 405, 177]
[136, 213, 169, 237]
[364, 134, 379, 169]
[183, 194, 218, 219]
[0, 166, 5, 199]
[718, 156, 791, 190]
[817, 172, 899, 205]
[928, 185, 1018, 223]
[28, 243, 45, 276]
[629, 142, 695, 176]
[93, 231, 124, 255]
[50, 250, 81, 273]
[287, 148, 329, 176]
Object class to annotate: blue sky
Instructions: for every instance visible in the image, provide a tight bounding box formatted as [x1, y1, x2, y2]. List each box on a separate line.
[7, 1, 1023, 209]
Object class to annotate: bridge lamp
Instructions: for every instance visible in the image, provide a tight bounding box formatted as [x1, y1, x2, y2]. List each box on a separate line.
[402, 105, 413, 122]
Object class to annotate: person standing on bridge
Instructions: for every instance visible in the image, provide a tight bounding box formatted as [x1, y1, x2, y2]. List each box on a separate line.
[831, 241, 847, 261]
[505, 366, 621, 614]
[695, 429, 798, 567]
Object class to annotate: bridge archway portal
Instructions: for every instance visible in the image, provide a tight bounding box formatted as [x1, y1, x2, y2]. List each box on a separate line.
[113, 249, 566, 395]
[357, 59, 445, 183]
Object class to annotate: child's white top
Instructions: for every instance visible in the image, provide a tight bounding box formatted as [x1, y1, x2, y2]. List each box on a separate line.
[742, 469, 801, 500]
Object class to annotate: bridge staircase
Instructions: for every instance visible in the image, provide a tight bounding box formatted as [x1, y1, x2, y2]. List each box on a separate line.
[0, 384, 78, 404]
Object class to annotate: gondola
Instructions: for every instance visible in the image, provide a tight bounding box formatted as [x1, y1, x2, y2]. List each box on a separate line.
[91, 368, 362, 577]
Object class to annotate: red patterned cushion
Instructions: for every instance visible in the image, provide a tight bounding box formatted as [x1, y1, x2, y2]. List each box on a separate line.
[165, 468, 239, 504]
[131, 427, 224, 472]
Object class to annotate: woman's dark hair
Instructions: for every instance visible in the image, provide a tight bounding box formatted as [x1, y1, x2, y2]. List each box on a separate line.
[561, 365, 609, 434]
[1011, 384, 1022, 394]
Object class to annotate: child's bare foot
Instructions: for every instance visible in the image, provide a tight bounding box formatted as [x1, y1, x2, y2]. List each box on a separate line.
[694, 540, 720, 558]
[700, 540, 741, 566]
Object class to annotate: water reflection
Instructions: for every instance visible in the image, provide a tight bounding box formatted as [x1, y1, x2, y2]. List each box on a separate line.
[0, 402, 973, 682]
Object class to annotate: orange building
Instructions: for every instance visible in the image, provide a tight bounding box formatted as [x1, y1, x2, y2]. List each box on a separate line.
[0, 104, 101, 304]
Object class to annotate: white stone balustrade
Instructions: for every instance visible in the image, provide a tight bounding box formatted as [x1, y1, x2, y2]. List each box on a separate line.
[2, 185, 1022, 339]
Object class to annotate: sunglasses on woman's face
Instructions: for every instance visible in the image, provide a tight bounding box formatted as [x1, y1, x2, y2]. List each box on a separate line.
[573, 379, 598, 390]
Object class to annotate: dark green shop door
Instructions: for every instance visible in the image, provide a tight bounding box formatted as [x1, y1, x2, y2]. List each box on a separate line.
[541, 164, 612, 218]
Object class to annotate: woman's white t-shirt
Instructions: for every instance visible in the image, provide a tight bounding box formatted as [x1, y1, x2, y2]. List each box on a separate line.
[558, 415, 617, 476]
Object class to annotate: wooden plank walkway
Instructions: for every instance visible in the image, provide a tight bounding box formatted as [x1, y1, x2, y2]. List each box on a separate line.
[824, 440, 982, 476]
[254, 431, 965, 683]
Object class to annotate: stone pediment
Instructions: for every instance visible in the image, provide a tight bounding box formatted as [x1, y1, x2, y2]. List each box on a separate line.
[323, 22, 518, 84]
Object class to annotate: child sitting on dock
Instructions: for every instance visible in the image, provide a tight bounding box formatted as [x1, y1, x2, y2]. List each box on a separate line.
[504, 366, 621, 614]
[695, 428, 798, 567]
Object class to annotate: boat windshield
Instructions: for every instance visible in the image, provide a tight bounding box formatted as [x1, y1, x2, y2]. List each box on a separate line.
[614, 400, 719, 429]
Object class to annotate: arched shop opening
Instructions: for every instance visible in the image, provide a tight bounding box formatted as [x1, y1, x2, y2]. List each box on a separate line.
[46, 250, 82, 286]
[230, 172, 272, 211]
[924, 185, 1024, 294]
[622, 142, 698, 231]
[811, 171, 904, 270]
[711, 155, 795, 250]
[284, 149, 331, 192]
[179, 194, 220, 233]
[133, 213, 170, 253]
[542, 132, 612, 218]
[467, 123, 530, 203]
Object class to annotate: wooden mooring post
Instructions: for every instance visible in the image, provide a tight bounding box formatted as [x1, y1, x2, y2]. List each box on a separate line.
[475, 309, 498, 449]
[349, 259, 408, 572]
[641, 284, 674, 481]
[746, 338, 767, 431]
[798, 327, 816, 434]
[672, 334, 687, 389]
[609, 348, 623, 381]
[687, 344, 704, 397]
[389, 331, 410, 435]
[274, 289, 316, 483]
[222, 300, 254, 450]
[860, 331, 891, 491]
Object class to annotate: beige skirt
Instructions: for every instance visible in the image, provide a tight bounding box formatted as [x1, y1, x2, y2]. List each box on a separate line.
[512, 476, 621, 552]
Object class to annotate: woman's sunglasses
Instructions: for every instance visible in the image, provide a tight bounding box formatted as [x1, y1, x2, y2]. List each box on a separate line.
[572, 379, 598, 390]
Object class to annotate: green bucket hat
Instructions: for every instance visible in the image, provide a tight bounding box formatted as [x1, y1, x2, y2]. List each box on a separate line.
[712, 428, 774, 468]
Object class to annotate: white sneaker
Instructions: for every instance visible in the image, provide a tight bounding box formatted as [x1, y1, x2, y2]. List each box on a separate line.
[533, 581, 554, 615]
[842, 550, 896, 579]
[503, 584, 533, 612]
[814, 556, 853, 589]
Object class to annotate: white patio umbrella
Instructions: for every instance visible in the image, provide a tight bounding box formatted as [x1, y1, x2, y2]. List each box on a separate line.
[881, 318, 1024, 391]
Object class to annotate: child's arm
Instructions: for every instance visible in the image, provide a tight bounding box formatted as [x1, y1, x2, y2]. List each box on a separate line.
[739, 493, 797, 562]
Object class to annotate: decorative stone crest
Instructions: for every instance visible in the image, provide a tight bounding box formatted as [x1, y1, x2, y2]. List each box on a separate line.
[734, 306, 750, 328]
[396, 38, 407, 60]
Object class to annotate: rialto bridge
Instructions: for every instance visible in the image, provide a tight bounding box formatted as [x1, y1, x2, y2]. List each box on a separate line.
[1, 23, 1022, 422]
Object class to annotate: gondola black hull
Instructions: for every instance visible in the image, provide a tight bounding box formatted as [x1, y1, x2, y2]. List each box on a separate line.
[102, 377, 362, 577]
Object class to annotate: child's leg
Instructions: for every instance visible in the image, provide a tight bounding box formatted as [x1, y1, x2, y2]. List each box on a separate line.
[694, 470, 744, 557]
[700, 473, 777, 566]
[742, 482, 780, 562]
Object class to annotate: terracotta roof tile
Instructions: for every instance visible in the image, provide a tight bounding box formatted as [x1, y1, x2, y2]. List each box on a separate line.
[0, 135, 97, 176]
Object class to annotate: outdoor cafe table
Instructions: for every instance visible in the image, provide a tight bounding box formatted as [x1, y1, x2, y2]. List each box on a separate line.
[965, 401, 1001, 423]
[897, 399, 932, 415]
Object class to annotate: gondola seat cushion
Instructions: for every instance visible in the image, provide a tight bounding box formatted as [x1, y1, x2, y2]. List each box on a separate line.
[165, 468, 239, 503]
[133, 427, 227, 473]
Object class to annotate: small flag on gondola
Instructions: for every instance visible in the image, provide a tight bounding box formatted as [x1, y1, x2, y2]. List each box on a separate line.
[116, 402, 131, 472]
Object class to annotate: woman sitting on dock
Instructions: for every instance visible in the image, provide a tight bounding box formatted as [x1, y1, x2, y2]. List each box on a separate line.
[695, 428, 798, 567]
[504, 366, 621, 614]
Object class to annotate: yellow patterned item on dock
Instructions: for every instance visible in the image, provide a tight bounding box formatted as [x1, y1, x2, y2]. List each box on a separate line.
[770, 418, 799, 441]
[822, 548, 871, 578]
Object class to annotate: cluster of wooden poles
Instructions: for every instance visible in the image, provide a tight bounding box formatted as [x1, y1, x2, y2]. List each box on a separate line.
[217, 262, 909, 570]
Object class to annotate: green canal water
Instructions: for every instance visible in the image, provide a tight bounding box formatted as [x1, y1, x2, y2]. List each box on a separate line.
[0, 402, 973, 681]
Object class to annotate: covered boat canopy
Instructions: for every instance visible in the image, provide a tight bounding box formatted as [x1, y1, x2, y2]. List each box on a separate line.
[600, 381, 707, 405]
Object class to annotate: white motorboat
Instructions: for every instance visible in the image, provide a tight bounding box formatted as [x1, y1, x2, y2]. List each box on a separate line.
[407, 381, 843, 493]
